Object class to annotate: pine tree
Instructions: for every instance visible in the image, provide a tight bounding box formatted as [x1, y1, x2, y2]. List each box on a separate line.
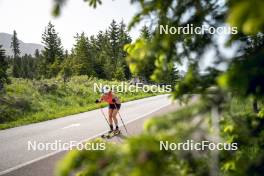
[11, 30, 21, 78]
[0, 45, 8, 91]
[140, 25, 151, 40]
[117, 21, 132, 79]
[108, 20, 119, 66]
[11, 30, 20, 57]
[90, 31, 105, 78]
[41, 22, 64, 78]
[34, 49, 40, 58]
[72, 32, 94, 76]
[97, 30, 114, 79]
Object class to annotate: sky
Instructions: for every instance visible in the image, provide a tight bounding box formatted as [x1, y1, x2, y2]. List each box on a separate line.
[0, 0, 237, 72]
[0, 0, 142, 50]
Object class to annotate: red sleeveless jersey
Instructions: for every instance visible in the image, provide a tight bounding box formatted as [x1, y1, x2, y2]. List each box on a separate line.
[101, 93, 113, 104]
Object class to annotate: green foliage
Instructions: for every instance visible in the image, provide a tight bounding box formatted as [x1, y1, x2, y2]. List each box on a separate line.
[50, 0, 264, 176]
[126, 0, 220, 88]
[151, 56, 179, 87]
[20, 54, 37, 79]
[218, 53, 264, 97]
[60, 56, 73, 82]
[174, 64, 200, 99]
[218, 33, 264, 98]
[113, 64, 125, 80]
[227, 0, 264, 34]
[125, 39, 156, 81]
[220, 97, 264, 175]
[125, 25, 160, 82]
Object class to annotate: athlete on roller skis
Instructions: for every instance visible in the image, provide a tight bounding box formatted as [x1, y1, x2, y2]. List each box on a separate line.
[95, 87, 121, 138]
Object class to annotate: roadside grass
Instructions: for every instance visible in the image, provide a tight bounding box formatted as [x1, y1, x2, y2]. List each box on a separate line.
[0, 76, 161, 130]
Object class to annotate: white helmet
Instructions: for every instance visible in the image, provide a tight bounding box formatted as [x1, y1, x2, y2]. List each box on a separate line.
[101, 86, 111, 94]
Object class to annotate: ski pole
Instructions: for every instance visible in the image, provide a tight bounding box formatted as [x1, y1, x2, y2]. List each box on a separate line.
[114, 103, 128, 135]
[100, 107, 110, 126]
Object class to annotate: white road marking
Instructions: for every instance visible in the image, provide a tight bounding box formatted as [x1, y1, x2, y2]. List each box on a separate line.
[62, 123, 80, 129]
[0, 102, 171, 176]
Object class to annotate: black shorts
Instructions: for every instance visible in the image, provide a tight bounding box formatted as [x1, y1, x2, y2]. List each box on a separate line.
[109, 104, 121, 110]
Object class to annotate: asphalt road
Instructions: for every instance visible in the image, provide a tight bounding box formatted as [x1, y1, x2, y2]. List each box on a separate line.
[0, 94, 172, 175]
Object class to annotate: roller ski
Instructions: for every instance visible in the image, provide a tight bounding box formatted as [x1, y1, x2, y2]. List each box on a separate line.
[101, 129, 121, 139]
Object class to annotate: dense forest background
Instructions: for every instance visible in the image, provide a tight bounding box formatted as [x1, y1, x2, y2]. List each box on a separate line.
[0, 20, 177, 87]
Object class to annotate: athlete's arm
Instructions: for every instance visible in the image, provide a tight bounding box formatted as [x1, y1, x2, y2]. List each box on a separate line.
[95, 95, 105, 103]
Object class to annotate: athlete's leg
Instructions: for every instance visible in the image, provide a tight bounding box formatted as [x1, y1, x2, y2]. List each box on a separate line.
[108, 108, 114, 131]
[112, 109, 119, 130]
